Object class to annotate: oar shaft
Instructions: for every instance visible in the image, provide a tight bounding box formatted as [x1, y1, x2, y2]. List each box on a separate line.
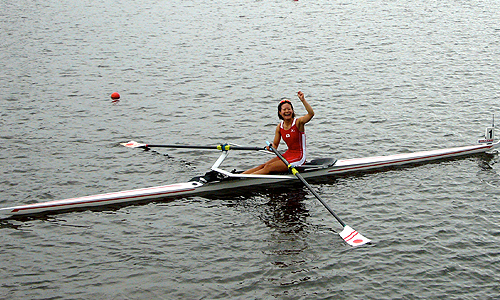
[293, 171, 346, 227]
[144, 144, 265, 151]
[268, 144, 346, 227]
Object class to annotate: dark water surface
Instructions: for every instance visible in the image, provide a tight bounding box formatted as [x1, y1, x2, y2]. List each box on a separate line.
[1, 0, 500, 299]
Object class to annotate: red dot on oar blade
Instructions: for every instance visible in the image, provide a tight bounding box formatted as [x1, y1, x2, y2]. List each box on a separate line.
[353, 239, 365, 244]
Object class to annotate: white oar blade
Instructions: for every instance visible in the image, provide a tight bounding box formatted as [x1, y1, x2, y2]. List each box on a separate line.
[121, 141, 147, 148]
[339, 225, 371, 247]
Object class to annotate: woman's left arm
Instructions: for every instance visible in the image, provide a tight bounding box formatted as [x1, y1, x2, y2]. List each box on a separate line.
[296, 91, 314, 131]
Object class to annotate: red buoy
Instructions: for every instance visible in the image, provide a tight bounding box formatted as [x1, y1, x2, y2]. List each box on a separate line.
[110, 92, 120, 100]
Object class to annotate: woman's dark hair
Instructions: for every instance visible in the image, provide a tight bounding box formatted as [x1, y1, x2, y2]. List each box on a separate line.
[277, 99, 295, 120]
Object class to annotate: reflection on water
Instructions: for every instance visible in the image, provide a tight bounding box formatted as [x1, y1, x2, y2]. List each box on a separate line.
[214, 186, 311, 234]
[255, 188, 333, 290]
[257, 188, 310, 234]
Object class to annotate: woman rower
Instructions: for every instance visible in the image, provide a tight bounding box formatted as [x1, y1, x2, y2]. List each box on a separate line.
[243, 91, 314, 174]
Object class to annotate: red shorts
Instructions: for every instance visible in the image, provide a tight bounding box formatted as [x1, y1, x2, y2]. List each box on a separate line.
[282, 150, 306, 167]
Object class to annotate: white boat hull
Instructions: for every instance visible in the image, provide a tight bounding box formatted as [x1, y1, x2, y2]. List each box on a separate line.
[1, 141, 497, 219]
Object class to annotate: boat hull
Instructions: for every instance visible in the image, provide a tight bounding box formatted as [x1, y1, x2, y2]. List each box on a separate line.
[0, 182, 203, 219]
[1, 142, 497, 219]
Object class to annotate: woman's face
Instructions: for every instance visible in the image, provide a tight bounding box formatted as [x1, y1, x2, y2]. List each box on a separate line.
[280, 103, 294, 120]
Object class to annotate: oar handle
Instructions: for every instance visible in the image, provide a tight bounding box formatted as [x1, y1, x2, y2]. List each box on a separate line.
[266, 142, 346, 227]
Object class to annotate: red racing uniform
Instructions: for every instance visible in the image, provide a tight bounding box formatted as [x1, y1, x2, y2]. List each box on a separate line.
[280, 118, 306, 167]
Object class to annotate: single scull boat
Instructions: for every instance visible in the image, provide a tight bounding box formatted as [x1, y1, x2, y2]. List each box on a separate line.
[1, 126, 498, 220]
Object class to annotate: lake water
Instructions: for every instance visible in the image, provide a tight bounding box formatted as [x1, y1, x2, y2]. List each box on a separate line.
[1, 0, 499, 299]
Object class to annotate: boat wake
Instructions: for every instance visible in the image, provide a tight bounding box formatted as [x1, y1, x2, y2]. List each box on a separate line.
[477, 155, 500, 188]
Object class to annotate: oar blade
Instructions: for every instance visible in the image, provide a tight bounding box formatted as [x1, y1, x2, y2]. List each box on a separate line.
[339, 225, 371, 247]
[121, 141, 147, 148]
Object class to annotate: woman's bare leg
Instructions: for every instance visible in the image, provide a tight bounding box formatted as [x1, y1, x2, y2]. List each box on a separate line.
[243, 157, 288, 174]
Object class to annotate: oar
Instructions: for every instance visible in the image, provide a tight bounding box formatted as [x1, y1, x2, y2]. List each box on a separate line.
[267, 142, 371, 247]
[121, 141, 265, 151]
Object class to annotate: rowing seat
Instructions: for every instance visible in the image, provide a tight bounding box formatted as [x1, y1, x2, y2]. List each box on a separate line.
[296, 158, 337, 172]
